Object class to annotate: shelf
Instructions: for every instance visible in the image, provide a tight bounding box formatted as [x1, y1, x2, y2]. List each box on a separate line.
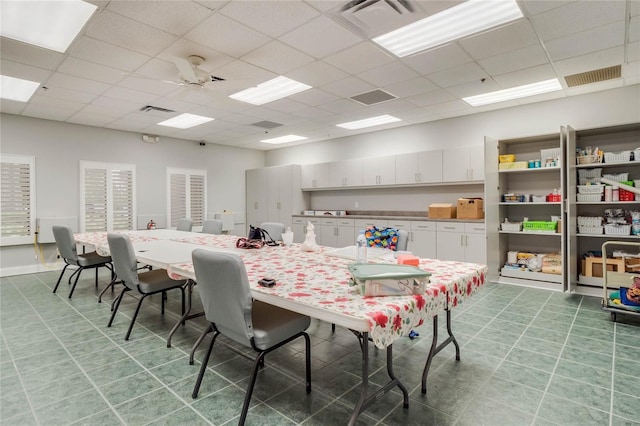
[500, 267, 563, 284]
[499, 230, 561, 236]
[577, 234, 640, 239]
[499, 202, 561, 206]
[498, 167, 560, 174]
[576, 161, 640, 169]
[576, 201, 640, 205]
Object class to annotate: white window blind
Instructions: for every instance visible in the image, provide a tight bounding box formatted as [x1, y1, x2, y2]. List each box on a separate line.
[80, 161, 136, 232]
[1, 154, 35, 246]
[167, 168, 206, 228]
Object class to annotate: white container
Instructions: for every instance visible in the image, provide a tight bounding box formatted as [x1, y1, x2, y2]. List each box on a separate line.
[356, 230, 367, 264]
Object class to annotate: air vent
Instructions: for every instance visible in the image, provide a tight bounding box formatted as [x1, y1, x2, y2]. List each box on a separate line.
[330, 0, 425, 38]
[140, 105, 175, 113]
[251, 121, 283, 129]
[564, 65, 621, 87]
[350, 89, 397, 106]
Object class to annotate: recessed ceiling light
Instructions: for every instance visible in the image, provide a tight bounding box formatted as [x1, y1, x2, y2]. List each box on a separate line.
[157, 113, 214, 129]
[462, 79, 563, 106]
[0, 75, 40, 102]
[0, 0, 97, 53]
[229, 76, 311, 106]
[337, 115, 402, 130]
[373, 0, 523, 57]
[260, 135, 308, 144]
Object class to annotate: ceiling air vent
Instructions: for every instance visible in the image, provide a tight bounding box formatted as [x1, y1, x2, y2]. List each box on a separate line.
[251, 121, 283, 129]
[564, 65, 621, 87]
[350, 89, 397, 106]
[330, 0, 426, 38]
[140, 105, 175, 113]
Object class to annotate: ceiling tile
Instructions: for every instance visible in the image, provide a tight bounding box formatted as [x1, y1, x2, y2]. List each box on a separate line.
[57, 57, 126, 85]
[85, 10, 178, 56]
[317, 98, 364, 114]
[531, 1, 626, 41]
[22, 103, 78, 121]
[319, 76, 375, 97]
[117, 76, 181, 97]
[479, 44, 550, 76]
[104, 118, 149, 132]
[460, 20, 540, 61]
[184, 14, 270, 58]
[404, 43, 473, 75]
[0, 99, 26, 115]
[69, 37, 151, 72]
[286, 61, 349, 87]
[552, 46, 625, 77]
[288, 88, 339, 107]
[426, 99, 473, 115]
[220, 1, 320, 37]
[445, 78, 502, 98]
[427, 63, 489, 88]
[623, 60, 640, 85]
[628, 41, 640, 63]
[407, 89, 457, 107]
[324, 42, 394, 75]
[0, 59, 51, 83]
[545, 21, 625, 61]
[91, 95, 148, 114]
[631, 16, 640, 43]
[241, 41, 314, 75]
[39, 86, 97, 104]
[101, 86, 160, 104]
[67, 110, 117, 127]
[0, 38, 64, 70]
[45, 72, 110, 95]
[280, 15, 363, 59]
[357, 62, 420, 87]
[520, 0, 574, 16]
[106, 1, 214, 36]
[382, 77, 439, 98]
[492, 64, 557, 88]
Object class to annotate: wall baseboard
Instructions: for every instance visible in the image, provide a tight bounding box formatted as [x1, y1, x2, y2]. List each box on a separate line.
[1, 263, 64, 277]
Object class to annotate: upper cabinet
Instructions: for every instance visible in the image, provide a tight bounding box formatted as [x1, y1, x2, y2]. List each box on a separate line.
[395, 150, 443, 184]
[362, 156, 396, 186]
[329, 158, 363, 188]
[301, 162, 330, 189]
[443, 145, 485, 183]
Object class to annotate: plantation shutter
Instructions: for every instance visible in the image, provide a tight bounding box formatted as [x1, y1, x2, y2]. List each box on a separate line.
[0, 155, 35, 246]
[80, 162, 136, 232]
[167, 168, 206, 228]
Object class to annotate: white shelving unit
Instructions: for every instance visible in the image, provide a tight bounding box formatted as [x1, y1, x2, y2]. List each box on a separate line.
[485, 133, 567, 291]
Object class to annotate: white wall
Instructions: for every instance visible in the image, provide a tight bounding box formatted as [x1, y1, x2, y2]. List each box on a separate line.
[266, 85, 640, 166]
[0, 114, 265, 274]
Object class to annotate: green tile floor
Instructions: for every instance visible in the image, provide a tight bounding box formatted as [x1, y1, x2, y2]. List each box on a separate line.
[1, 270, 639, 425]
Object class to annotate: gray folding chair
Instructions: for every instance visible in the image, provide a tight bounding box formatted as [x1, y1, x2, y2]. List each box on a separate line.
[259, 222, 285, 241]
[201, 219, 223, 235]
[176, 218, 193, 232]
[191, 249, 311, 424]
[397, 229, 409, 251]
[52, 225, 113, 298]
[107, 233, 187, 340]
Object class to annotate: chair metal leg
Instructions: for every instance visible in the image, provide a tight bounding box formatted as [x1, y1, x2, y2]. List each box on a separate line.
[303, 332, 311, 393]
[192, 329, 219, 398]
[161, 291, 166, 314]
[95, 267, 99, 288]
[53, 264, 70, 294]
[108, 287, 127, 327]
[240, 352, 266, 425]
[331, 323, 336, 333]
[68, 267, 84, 298]
[125, 294, 148, 340]
[98, 278, 117, 304]
[189, 324, 212, 365]
[67, 268, 81, 285]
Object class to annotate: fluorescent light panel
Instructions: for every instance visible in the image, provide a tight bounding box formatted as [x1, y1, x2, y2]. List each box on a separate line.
[0, 0, 97, 53]
[463, 79, 563, 106]
[337, 115, 401, 130]
[373, 0, 523, 57]
[0, 75, 40, 102]
[157, 113, 214, 129]
[229, 76, 311, 106]
[260, 135, 308, 144]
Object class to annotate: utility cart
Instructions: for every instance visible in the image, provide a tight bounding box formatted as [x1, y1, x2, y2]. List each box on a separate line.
[601, 240, 640, 322]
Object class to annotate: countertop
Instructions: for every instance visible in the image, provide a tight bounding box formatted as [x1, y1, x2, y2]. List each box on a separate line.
[292, 214, 485, 223]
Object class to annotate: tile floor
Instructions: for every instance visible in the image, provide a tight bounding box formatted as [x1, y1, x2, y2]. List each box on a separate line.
[1, 269, 639, 425]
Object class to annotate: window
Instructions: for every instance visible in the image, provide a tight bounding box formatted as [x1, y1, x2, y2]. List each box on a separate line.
[80, 161, 136, 232]
[167, 168, 206, 228]
[1, 154, 35, 246]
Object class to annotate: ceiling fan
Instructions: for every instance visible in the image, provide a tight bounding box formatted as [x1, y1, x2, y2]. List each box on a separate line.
[169, 55, 227, 89]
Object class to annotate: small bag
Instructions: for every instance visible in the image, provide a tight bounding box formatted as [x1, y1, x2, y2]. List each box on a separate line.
[236, 237, 265, 249]
[248, 225, 279, 246]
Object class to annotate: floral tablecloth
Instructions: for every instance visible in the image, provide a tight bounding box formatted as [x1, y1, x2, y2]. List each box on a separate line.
[74, 231, 160, 256]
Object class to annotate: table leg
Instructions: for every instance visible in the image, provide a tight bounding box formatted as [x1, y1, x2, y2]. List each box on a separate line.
[166, 280, 204, 348]
[421, 309, 460, 394]
[348, 332, 409, 426]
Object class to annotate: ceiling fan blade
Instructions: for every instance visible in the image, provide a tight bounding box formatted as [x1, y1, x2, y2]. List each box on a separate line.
[172, 56, 198, 83]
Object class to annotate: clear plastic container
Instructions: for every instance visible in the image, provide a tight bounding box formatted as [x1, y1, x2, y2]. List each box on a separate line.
[356, 230, 368, 264]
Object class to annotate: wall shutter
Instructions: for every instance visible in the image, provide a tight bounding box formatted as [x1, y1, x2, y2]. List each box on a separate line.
[167, 168, 206, 228]
[1, 155, 35, 245]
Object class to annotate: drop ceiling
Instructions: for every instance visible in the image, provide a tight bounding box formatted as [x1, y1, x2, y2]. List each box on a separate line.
[1, 0, 638, 151]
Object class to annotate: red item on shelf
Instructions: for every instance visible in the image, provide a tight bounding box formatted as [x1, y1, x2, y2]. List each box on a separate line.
[619, 189, 635, 201]
[546, 193, 561, 202]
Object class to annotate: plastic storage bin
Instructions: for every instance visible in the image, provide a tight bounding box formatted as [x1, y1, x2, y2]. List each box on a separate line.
[522, 221, 557, 233]
[604, 151, 631, 163]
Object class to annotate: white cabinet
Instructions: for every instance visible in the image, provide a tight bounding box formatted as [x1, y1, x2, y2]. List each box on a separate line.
[443, 145, 484, 182]
[395, 150, 443, 184]
[318, 217, 355, 248]
[301, 163, 330, 189]
[436, 222, 486, 263]
[246, 165, 307, 233]
[354, 218, 388, 232]
[292, 217, 319, 244]
[329, 159, 363, 188]
[409, 221, 437, 259]
[362, 157, 395, 186]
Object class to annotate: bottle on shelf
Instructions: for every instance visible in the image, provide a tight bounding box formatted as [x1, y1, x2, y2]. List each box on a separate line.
[356, 230, 368, 264]
[612, 186, 619, 202]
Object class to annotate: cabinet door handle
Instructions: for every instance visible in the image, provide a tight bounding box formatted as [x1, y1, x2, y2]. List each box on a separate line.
[410, 231, 414, 242]
[460, 235, 464, 246]
[277, 201, 281, 210]
[334, 227, 338, 236]
[254, 202, 258, 210]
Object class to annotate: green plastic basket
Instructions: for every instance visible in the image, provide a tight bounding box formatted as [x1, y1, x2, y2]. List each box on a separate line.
[522, 221, 557, 232]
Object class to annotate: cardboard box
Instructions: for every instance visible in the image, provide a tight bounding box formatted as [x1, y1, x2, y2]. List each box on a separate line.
[456, 198, 484, 219]
[428, 203, 456, 219]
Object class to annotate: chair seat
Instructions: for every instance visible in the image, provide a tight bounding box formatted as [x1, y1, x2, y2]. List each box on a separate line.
[137, 269, 186, 293]
[77, 251, 112, 267]
[251, 301, 311, 350]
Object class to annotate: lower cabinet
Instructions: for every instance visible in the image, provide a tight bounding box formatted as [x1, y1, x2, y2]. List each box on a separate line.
[318, 218, 355, 248]
[436, 222, 486, 263]
[409, 221, 437, 259]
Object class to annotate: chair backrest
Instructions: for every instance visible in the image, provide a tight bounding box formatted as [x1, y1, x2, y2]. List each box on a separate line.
[176, 218, 193, 232]
[396, 229, 409, 252]
[192, 249, 254, 346]
[201, 219, 223, 235]
[52, 225, 79, 263]
[259, 222, 285, 241]
[107, 233, 139, 289]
